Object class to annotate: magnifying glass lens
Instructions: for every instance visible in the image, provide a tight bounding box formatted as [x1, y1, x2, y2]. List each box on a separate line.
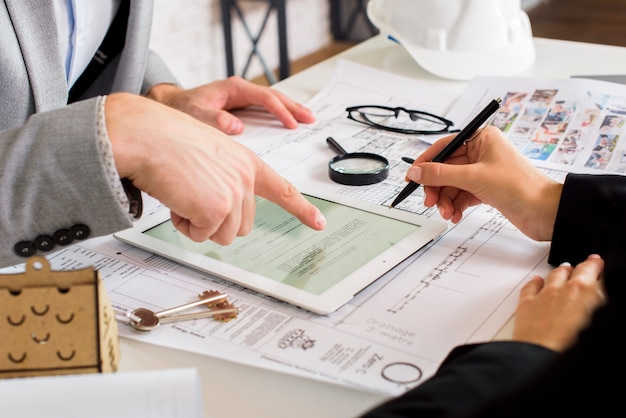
[328, 153, 389, 186]
[330, 157, 388, 174]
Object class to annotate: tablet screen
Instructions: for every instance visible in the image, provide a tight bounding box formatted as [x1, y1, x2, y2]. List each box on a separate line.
[143, 196, 420, 295]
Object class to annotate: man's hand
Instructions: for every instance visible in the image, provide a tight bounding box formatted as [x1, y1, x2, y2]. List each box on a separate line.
[105, 93, 325, 244]
[146, 76, 315, 135]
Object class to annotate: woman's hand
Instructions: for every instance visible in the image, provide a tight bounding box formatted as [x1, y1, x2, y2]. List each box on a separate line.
[407, 126, 562, 241]
[512, 255, 606, 352]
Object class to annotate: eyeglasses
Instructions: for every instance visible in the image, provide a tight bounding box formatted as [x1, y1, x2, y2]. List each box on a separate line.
[346, 105, 459, 135]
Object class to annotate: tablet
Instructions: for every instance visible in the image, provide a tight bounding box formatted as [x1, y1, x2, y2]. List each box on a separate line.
[114, 189, 448, 314]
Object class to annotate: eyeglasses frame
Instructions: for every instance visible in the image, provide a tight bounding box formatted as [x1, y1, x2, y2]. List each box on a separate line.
[346, 105, 459, 135]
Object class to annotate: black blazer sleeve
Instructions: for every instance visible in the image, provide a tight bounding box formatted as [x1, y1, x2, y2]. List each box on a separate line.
[361, 342, 556, 418]
[549, 174, 626, 297]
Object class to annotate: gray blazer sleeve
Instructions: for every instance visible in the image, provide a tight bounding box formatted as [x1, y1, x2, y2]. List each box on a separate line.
[0, 98, 133, 267]
[142, 50, 180, 94]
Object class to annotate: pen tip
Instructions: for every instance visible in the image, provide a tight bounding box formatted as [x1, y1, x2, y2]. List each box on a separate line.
[388, 204, 394, 209]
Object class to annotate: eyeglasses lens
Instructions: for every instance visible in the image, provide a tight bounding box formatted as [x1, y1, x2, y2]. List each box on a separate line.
[353, 107, 447, 133]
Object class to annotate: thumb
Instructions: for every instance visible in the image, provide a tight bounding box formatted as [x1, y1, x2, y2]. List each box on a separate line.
[196, 109, 244, 135]
[407, 161, 480, 192]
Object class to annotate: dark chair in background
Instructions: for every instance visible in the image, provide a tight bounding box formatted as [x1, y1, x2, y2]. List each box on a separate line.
[220, 0, 289, 85]
[219, 0, 378, 85]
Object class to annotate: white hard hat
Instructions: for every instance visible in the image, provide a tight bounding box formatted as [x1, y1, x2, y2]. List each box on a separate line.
[366, 0, 536, 80]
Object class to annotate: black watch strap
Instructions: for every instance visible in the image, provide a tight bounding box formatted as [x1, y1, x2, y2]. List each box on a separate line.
[121, 178, 143, 219]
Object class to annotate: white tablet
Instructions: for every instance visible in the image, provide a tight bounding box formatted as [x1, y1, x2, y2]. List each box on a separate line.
[114, 189, 448, 314]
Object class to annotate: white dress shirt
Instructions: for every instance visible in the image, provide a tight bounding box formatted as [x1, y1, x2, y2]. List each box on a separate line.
[53, 0, 121, 87]
[52, 1, 130, 214]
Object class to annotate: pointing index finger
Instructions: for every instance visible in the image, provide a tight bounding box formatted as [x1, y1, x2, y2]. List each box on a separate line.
[254, 160, 326, 231]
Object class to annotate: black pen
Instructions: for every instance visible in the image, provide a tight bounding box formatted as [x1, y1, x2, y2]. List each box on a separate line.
[389, 98, 502, 208]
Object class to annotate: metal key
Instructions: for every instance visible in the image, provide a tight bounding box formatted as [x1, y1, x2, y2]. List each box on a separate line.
[128, 291, 233, 333]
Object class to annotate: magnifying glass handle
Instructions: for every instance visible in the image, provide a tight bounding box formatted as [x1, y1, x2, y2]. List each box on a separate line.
[326, 136, 348, 155]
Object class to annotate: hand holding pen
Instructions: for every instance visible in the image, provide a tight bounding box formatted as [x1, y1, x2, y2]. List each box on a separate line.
[399, 118, 561, 242]
[389, 98, 502, 208]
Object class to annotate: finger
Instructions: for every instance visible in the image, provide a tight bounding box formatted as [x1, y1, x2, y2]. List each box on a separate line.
[258, 97, 299, 129]
[414, 135, 457, 163]
[409, 161, 484, 196]
[433, 187, 460, 221]
[191, 108, 244, 135]
[421, 184, 480, 222]
[216, 111, 244, 135]
[253, 161, 326, 231]
[237, 190, 256, 237]
[566, 256, 606, 313]
[422, 185, 441, 208]
[408, 161, 462, 187]
[286, 102, 315, 124]
[415, 133, 468, 164]
[237, 85, 301, 129]
[170, 211, 217, 243]
[519, 276, 545, 300]
[170, 212, 187, 236]
[543, 263, 573, 287]
[568, 255, 604, 285]
[268, 89, 315, 124]
[209, 205, 242, 246]
[450, 191, 482, 223]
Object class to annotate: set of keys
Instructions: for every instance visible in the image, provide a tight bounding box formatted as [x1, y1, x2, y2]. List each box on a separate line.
[116, 290, 239, 333]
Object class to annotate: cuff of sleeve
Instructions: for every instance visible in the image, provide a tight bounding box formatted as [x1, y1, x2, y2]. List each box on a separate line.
[97, 96, 143, 219]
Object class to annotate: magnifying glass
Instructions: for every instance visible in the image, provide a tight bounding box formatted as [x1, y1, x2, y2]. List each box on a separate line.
[326, 136, 389, 186]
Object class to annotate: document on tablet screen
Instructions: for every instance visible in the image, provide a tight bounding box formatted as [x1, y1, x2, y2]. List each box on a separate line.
[143, 196, 420, 296]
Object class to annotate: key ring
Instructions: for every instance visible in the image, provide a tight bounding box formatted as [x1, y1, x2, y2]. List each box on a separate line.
[115, 290, 239, 333]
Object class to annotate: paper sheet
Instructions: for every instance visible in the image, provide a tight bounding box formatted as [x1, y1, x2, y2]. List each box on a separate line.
[447, 76, 626, 175]
[1, 61, 555, 396]
[0, 368, 202, 418]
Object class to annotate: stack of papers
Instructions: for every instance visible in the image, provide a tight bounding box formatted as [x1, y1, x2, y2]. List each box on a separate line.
[9, 61, 626, 396]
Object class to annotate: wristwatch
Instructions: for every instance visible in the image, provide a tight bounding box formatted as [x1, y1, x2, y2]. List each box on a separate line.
[121, 178, 143, 219]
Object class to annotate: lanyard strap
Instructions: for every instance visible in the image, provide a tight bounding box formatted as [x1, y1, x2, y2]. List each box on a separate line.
[68, 0, 130, 103]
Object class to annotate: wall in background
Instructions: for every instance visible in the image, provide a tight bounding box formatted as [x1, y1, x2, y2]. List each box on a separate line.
[148, 1, 544, 88]
[149, 0, 333, 88]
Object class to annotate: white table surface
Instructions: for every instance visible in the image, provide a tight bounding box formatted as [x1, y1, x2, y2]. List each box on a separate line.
[119, 35, 626, 418]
